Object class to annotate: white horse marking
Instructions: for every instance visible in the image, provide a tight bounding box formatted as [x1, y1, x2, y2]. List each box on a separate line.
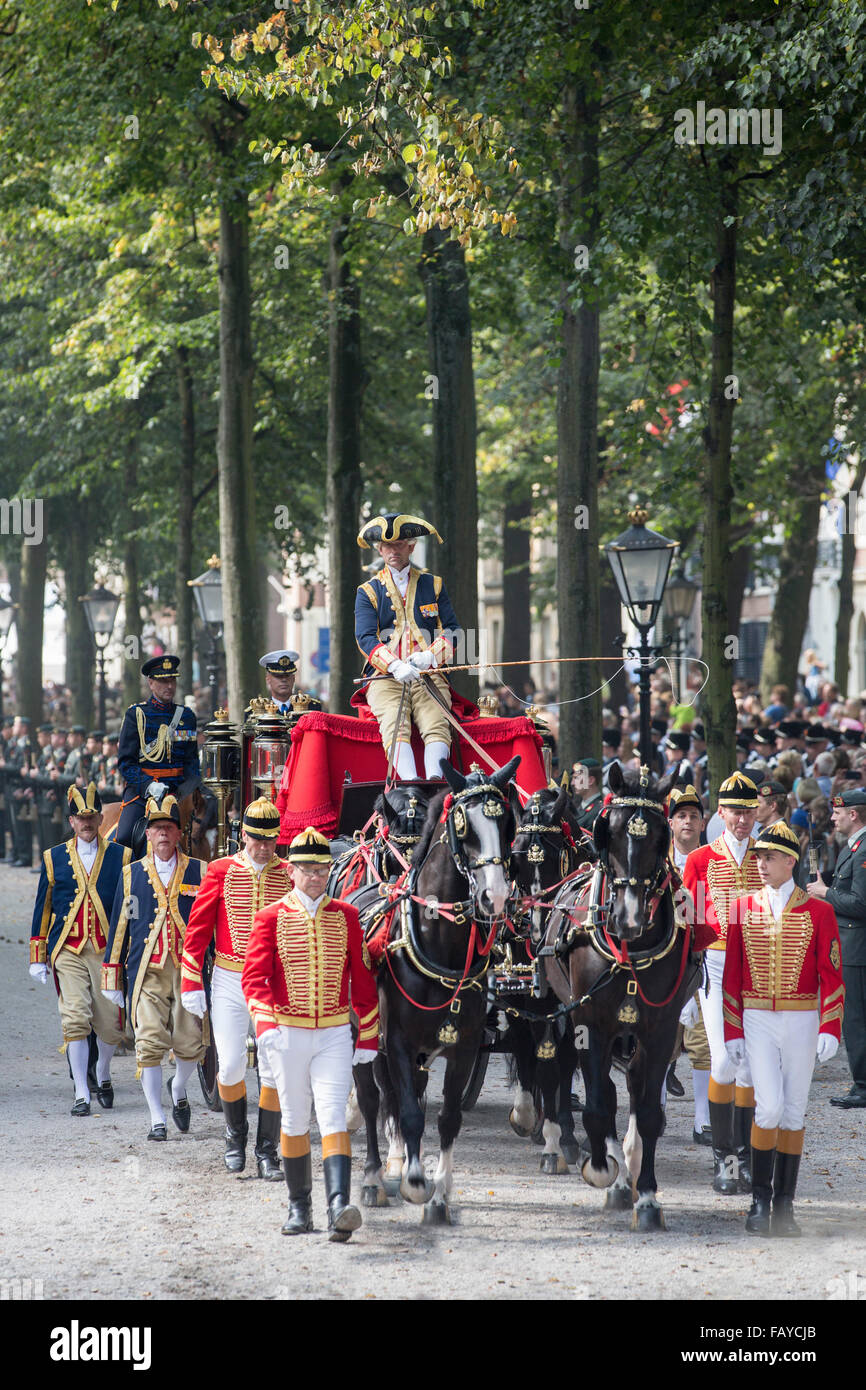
[542, 1119, 562, 1156]
[623, 1112, 642, 1182]
[510, 1086, 535, 1134]
[430, 1146, 454, 1204]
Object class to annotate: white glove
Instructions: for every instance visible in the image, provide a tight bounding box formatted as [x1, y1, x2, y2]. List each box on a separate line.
[816, 1034, 839, 1064]
[407, 651, 436, 671]
[725, 1038, 746, 1068]
[102, 989, 125, 1007]
[353, 1047, 376, 1065]
[389, 659, 421, 684]
[181, 989, 207, 1018]
[257, 1026, 290, 1056]
[679, 996, 700, 1029]
[29, 963, 49, 984]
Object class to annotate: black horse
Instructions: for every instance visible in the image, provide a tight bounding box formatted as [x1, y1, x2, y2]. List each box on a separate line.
[506, 784, 594, 1171]
[543, 761, 703, 1230]
[328, 784, 432, 899]
[353, 757, 520, 1224]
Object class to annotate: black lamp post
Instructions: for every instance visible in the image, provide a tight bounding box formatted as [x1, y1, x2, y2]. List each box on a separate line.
[0, 597, 16, 722]
[605, 508, 678, 765]
[662, 567, 700, 702]
[188, 556, 224, 713]
[79, 585, 121, 730]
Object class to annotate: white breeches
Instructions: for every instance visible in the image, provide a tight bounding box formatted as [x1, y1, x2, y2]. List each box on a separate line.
[699, 948, 752, 1088]
[743, 1009, 819, 1131]
[211, 965, 275, 1090]
[270, 1023, 354, 1138]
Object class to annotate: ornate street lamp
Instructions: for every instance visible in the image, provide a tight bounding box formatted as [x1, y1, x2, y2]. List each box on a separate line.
[79, 585, 121, 730]
[605, 508, 678, 764]
[188, 556, 224, 712]
[662, 567, 700, 702]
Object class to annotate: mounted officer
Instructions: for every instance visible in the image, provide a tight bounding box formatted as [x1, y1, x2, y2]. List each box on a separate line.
[115, 655, 200, 850]
[354, 512, 459, 782]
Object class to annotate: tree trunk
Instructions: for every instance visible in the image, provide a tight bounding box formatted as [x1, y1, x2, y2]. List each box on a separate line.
[726, 526, 753, 636]
[61, 499, 95, 729]
[123, 429, 143, 711]
[760, 457, 830, 702]
[217, 192, 262, 720]
[502, 481, 531, 668]
[18, 528, 48, 727]
[326, 212, 363, 716]
[701, 170, 738, 805]
[419, 226, 478, 703]
[557, 63, 601, 769]
[175, 346, 196, 703]
[835, 455, 866, 693]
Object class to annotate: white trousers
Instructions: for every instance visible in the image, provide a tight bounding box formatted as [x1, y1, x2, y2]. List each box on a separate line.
[269, 1024, 353, 1138]
[211, 965, 275, 1090]
[743, 1009, 819, 1131]
[699, 948, 752, 1088]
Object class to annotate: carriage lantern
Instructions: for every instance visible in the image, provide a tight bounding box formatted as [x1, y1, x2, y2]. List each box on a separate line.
[201, 710, 241, 858]
[250, 703, 293, 804]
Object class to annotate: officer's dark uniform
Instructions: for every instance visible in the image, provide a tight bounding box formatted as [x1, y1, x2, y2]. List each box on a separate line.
[823, 789, 866, 1105]
[8, 718, 34, 867]
[115, 656, 199, 848]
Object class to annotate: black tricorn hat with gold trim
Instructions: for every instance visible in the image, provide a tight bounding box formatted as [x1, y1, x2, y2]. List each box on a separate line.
[67, 782, 102, 815]
[357, 512, 443, 550]
[718, 772, 758, 808]
[668, 784, 702, 814]
[242, 797, 281, 840]
[145, 789, 181, 825]
[287, 826, 332, 864]
[753, 820, 800, 860]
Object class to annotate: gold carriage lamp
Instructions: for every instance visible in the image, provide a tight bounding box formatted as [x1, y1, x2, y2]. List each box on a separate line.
[250, 706, 293, 804]
[201, 712, 241, 858]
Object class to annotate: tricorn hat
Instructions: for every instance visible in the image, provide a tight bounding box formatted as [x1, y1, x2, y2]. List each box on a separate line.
[668, 784, 703, 814]
[145, 786, 181, 825]
[357, 513, 443, 550]
[67, 782, 102, 815]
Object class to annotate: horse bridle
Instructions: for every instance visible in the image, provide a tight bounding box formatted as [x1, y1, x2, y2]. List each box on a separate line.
[595, 793, 671, 900]
[441, 780, 512, 879]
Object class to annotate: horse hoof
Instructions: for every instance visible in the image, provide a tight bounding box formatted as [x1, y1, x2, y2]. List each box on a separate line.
[400, 1176, 432, 1205]
[422, 1199, 451, 1226]
[631, 1202, 666, 1232]
[540, 1153, 570, 1175]
[604, 1185, 635, 1211]
[509, 1115, 533, 1139]
[560, 1139, 580, 1166]
[361, 1185, 389, 1208]
[581, 1155, 619, 1189]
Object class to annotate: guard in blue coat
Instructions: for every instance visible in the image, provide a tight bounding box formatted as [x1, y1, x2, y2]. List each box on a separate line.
[102, 790, 206, 1141]
[115, 655, 200, 848]
[354, 512, 461, 781]
[29, 783, 131, 1115]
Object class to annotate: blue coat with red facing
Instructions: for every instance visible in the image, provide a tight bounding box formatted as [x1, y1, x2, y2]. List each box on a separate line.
[354, 564, 461, 680]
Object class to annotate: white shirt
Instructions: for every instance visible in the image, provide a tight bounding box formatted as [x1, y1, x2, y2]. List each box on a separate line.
[389, 563, 411, 600]
[76, 836, 98, 874]
[724, 829, 750, 866]
[294, 888, 326, 916]
[153, 853, 178, 888]
[766, 875, 796, 921]
[241, 850, 268, 875]
[672, 844, 691, 874]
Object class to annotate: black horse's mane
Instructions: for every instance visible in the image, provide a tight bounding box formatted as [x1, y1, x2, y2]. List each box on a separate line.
[411, 787, 450, 867]
[610, 767, 674, 805]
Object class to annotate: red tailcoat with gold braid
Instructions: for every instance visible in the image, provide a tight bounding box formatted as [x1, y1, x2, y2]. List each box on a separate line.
[682, 836, 762, 950]
[242, 890, 379, 1051]
[722, 889, 845, 1041]
[180, 852, 293, 991]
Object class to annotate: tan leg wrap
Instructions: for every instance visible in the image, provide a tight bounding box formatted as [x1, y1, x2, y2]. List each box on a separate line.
[735, 1084, 755, 1108]
[259, 1084, 280, 1112]
[751, 1123, 778, 1150]
[777, 1127, 805, 1156]
[281, 1131, 311, 1158]
[322, 1131, 352, 1158]
[218, 1079, 247, 1103]
[708, 1079, 736, 1104]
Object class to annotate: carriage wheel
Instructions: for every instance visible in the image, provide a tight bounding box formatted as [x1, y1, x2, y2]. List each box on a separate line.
[460, 1047, 490, 1111]
[198, 1037, 222, 1112]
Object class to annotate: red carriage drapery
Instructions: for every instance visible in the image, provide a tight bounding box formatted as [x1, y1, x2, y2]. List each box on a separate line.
[275, 709, 549, 841]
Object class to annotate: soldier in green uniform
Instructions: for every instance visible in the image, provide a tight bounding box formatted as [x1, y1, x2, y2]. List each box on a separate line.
[63, 726, 87, 786]
[807, 787, 866, 1108]
[6, 715, 34, 867]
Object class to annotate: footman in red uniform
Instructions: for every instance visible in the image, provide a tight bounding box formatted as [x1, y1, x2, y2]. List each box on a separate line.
[242, 827, 379, 1241]
[724, 820, 844, 1236]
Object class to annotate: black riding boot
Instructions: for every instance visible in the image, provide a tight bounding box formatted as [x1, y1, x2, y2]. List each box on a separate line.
[323, 1154, 362, 1243]
[771, 1144, 803, 1238]
[734, 1103, 754, 1193]
[281, 1153, 314, 1235]
[709, 1097, 739, 1194]
[254, 1106, 283, 1181]
[744, 1142, 775, 1235]
[222, 1095, 248, 1173]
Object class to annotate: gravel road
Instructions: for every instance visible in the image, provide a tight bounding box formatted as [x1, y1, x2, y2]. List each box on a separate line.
[3, 860, 865, 1303]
